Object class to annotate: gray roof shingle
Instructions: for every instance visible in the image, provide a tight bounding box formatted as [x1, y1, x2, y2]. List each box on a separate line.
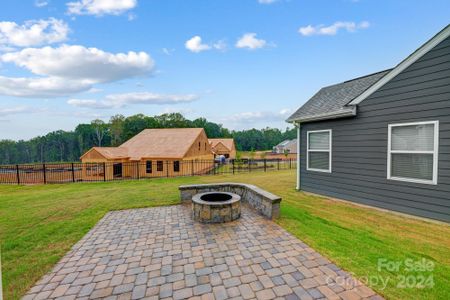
[287, 69, 391, 123]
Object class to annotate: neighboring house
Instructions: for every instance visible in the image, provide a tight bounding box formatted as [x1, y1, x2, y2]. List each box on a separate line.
[273, 139, 298, 154]
[287, 24, 450, 222]
[81, 128, 214, 179]
[209, 138, 237, 159]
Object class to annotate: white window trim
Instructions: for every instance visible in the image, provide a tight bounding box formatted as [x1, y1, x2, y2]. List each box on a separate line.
[307, 129, 332, 173]
[387, 120, 439, 185]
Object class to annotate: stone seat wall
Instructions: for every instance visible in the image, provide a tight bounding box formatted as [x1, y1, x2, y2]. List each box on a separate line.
[179, 183, 281, 219]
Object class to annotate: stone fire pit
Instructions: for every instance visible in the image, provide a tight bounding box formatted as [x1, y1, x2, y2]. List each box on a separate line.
[192, 191, 241, 223]
[180, 183, 282, 220]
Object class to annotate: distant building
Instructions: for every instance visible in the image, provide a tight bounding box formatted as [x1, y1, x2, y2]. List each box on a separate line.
[273, 139, 297, 154]
[80, 128, 214, 179]
[209, 138, 236, 159]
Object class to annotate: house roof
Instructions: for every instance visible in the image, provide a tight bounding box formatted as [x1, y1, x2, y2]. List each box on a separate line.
[81, 128, 207, 160]
[81, 147, 129, 160]
[275, 139, 297, 147]
[120, 128, 206, 159]
[287, 24, 450, 124]
[209, 139, 234, 151]
[286, 70, 390, 123]
[275, 140, 290, 147]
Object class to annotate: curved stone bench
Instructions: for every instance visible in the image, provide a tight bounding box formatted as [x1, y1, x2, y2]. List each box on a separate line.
[179, 183, 281, 219]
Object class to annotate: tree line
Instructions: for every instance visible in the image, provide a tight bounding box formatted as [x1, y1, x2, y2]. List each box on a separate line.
[0, 113, 296, 164]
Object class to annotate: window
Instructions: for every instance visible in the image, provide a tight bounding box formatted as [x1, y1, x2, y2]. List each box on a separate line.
[198, 142, 201, 151]
[173, 161, 180, 172]
[388, 121, 439, 185]
[307, 130, 332, 173]
[157, 161, 164, 172]
[146, 160, 152, 174]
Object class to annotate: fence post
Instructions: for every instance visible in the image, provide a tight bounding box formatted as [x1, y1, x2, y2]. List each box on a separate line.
[43, 163, 47, 184]
[264, 159, 267, 172]
[248, 159, 251, 173]
[289, 158, 292, 169]
[103, 162, 106, 182]
[71, 163, 75, 182]
[213, 161, 216, 175]
[136, 162, 140, 180]
[16, 164, 20, 185]
[277, 159, 280, 170]
[166, 161, 169, 177]
[191, 160, 194, 176]
[232, 159, 235, 174]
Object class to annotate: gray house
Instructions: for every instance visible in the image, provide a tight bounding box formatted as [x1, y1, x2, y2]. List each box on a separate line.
[273, 139, 298, 154]
[287, 24, 450, 222]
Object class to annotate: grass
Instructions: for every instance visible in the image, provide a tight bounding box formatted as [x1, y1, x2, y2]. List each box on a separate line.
[0, 170, 449, 299]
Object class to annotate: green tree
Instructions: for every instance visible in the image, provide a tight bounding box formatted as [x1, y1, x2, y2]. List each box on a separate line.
[110, 114, 125, 146]
[91, 119, 108, 147]
[0, 112, 296, 164]
[122, 114, 150, 140]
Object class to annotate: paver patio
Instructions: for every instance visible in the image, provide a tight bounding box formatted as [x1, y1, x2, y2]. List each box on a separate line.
[23, 204, 382, 300]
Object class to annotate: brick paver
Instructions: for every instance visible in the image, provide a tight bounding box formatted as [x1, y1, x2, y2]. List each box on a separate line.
[23, 204, 381, 299]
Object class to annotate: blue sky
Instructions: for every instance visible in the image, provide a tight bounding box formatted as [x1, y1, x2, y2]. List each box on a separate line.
[0, 0, 449, 140]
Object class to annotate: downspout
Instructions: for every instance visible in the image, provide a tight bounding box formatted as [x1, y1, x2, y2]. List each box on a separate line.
[295, 122, 301, 191]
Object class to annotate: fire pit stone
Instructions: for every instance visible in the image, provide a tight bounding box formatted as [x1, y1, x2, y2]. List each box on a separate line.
[192, 192, 241, 223]
[179, 183, 282, 220]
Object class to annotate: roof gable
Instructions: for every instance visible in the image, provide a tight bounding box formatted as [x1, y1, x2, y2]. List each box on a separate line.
[287, 24, 450, 124]
[287, 70, 390, 123]
[209, 139, 234, 151]
[348, 24, 450, 106]
[120, 128, 205, 159]
[80, 147, 129, 160]
[276, 139, 297, 147]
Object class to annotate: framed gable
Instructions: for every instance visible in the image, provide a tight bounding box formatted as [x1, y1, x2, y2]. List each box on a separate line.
[80, 148, 108, 161]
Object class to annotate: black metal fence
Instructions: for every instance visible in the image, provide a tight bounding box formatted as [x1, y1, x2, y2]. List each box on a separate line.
[0, 159, 296, 185]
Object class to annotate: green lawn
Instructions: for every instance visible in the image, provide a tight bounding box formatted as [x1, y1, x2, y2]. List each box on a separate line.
[0, 170, 449, 299]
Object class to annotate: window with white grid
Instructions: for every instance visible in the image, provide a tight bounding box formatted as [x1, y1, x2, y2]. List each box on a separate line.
[307, 130, 332, 173]
[388, 121, 439, 185]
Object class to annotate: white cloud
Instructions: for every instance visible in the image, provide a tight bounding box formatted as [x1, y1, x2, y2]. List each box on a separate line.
[0, 45, 153, 98]
[0, 18, 69, 47]
[162, 47, 175, 56]
[86, 87, 103, 93]
[0, 106, 48, 123]
[185, 36, 211, 53]
[1, 45, 154, 84]
[0, 76, 91, 98]
[213, 40, 227, 51]
[185, 36, 227, 53]
[67, 0, 137, 16]
[67, 99, 109, 109]
[0, 45, 16, 52]
[298, 21, 370, 36]
[225, 109, 292, 123]
[35, 0, 49, 7]
[68, 92, 199, 109]
[235, 33, 267, 50]
[0, 106, 33, 117]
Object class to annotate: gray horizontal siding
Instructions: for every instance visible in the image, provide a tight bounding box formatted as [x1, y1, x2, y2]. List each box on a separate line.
[299, 36, 450, 222]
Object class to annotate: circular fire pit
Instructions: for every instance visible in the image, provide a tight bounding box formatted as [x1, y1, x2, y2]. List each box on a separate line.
[192, 192, 241, 223]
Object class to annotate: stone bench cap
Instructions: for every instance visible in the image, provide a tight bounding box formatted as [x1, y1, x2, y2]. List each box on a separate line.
[179, 182, 281, 204]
